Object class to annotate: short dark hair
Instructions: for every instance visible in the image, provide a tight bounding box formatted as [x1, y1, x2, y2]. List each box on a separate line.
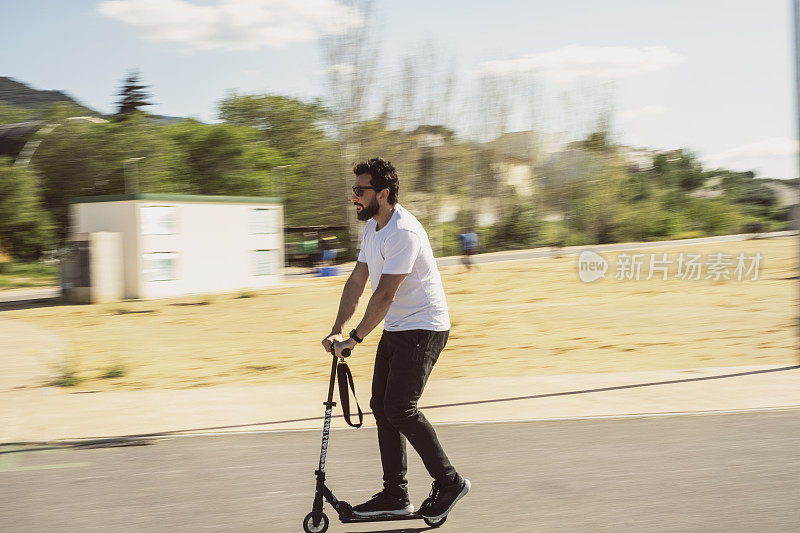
[353, 157, 399, 204]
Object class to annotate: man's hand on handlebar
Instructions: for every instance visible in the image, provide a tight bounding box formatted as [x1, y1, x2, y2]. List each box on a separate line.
[321, 331, 342, 354]
[322, 331, 356, 359]
[332, 338, 357, 360]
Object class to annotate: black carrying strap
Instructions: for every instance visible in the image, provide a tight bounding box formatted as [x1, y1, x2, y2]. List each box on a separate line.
[337, 362, 363, 428]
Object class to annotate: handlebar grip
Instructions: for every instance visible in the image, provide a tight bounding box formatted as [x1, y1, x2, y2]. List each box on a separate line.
[330, 346, 352, 358]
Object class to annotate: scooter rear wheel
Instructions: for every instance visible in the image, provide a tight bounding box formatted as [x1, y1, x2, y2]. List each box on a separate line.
[424, 515, 447, 528]
[302, 512, 329, 533]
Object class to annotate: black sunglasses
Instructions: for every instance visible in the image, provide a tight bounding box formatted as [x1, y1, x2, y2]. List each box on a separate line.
[352, 185, 384, 197]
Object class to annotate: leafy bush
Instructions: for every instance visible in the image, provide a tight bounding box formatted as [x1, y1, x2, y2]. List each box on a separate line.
[685, 198, 742, 235]
[492, 197, 541, 250]
[50, 355, 82, 387]
[100, 363, 127, 379]
[0, 161, 54, 260]
[737, 181, 777, 207]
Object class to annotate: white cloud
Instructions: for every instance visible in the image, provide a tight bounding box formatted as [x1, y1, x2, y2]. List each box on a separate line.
[706, 137, 799, 164]
[703, 137, 799, 176]
[620, 104, 667, 121]
[324, 63, 355, 78]
[97, 0, 365, 51]
[478, 45, 685, 81]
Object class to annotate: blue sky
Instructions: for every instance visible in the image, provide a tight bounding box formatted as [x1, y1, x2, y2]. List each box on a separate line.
[1, 0, 796, 178]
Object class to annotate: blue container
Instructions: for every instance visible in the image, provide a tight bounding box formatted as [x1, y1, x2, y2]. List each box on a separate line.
[316, 266, 339, 277]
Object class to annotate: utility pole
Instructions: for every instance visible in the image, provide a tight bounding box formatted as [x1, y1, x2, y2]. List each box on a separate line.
[793, 0, 800, 340]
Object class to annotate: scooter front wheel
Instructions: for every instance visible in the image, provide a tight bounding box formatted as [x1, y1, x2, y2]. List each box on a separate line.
[424, 515, 447, 528]
[302, 512, 329, 533]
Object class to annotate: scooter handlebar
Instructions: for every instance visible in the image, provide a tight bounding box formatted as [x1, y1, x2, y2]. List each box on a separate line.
[330, 346, 351, 358]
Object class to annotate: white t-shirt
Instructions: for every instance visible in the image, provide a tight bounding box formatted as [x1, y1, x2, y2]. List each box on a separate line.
[357, 204, 450, 331]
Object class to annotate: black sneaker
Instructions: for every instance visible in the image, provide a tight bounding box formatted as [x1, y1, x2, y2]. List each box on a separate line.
[352, 490, 414, 517]
[417, 477, 471, 520]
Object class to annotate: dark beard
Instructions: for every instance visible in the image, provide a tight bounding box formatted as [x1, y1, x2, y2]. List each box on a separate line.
[356, 199, 379, 221]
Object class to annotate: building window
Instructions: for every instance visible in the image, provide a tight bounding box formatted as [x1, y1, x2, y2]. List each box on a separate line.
[141, 206, 178, 235]
[143, 252, 177, 281]
[253, 249, 279, 276]
[250, 208, 279, 234]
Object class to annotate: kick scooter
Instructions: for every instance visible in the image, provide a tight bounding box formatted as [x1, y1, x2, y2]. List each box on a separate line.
[302, 348, 447, 532]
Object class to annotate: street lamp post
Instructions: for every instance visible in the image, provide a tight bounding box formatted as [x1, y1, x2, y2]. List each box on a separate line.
[123, 157, 145, 194]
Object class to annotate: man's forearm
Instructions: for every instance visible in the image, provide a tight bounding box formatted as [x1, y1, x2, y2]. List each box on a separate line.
[353, 291, 394, 339]
[331, 278, 363, 333]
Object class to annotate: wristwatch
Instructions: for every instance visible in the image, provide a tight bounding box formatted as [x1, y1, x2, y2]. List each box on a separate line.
[349, 329, 363, 343]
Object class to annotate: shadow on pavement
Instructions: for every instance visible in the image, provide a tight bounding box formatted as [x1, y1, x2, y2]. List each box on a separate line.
[0, 297, 66, 311]
[420, 364, 800, 411]
[2, 364, 798, 452]
[346, 527, 435, 533]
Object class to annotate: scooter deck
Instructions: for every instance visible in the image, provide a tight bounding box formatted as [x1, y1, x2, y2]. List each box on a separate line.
[340, 512, 431, 523]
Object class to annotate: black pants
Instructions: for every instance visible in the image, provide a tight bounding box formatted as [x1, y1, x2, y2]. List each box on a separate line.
[461, 249, 475, 269]
[370, 329, 457, 498]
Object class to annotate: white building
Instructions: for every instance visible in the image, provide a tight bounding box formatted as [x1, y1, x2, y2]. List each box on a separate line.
[70, 194, 284, 299]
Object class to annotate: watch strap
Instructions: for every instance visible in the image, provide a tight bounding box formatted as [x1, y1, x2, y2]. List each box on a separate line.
[349, 329, 363, 343]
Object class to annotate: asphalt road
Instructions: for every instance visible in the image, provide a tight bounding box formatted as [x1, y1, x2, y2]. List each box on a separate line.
[2, 410, 799, 533]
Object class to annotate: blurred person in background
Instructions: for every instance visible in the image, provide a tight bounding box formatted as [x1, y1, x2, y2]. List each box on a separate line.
[302, 231, 320, 269]
[458, 228, 479, 271]
[321, 157, 470, 521]
[319, 231, 340, 266]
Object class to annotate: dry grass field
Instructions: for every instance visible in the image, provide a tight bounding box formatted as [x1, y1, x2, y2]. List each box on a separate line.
[4, 237, 797, 391]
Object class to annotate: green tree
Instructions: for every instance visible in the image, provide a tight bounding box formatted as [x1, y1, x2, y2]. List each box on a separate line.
[218, 93, 348, 228]
[579, 130, 613, 153]
[558, 157, 627, 244]
[0, 160, 54, 260]
[164, 119, 291, 196]
[616, 198, 684, 241]
[739, 181, 777, 207]
[620, 172, 651, 202]
[652, 150, 705, 191]
[0, 101, 34, 124]
[31, 114, 177, 241]
[686, 198, 742, 235]
[492, 191, 541, 249]
[674, 151, 705, 190]
[114, 70, 152, 121]
[717, 171, 777, 207]
[218, 94, 328, 159]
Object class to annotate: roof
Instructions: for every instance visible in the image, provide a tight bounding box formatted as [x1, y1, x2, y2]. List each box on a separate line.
[70, 193, 284, 204]
[0, 121, 45, 158]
